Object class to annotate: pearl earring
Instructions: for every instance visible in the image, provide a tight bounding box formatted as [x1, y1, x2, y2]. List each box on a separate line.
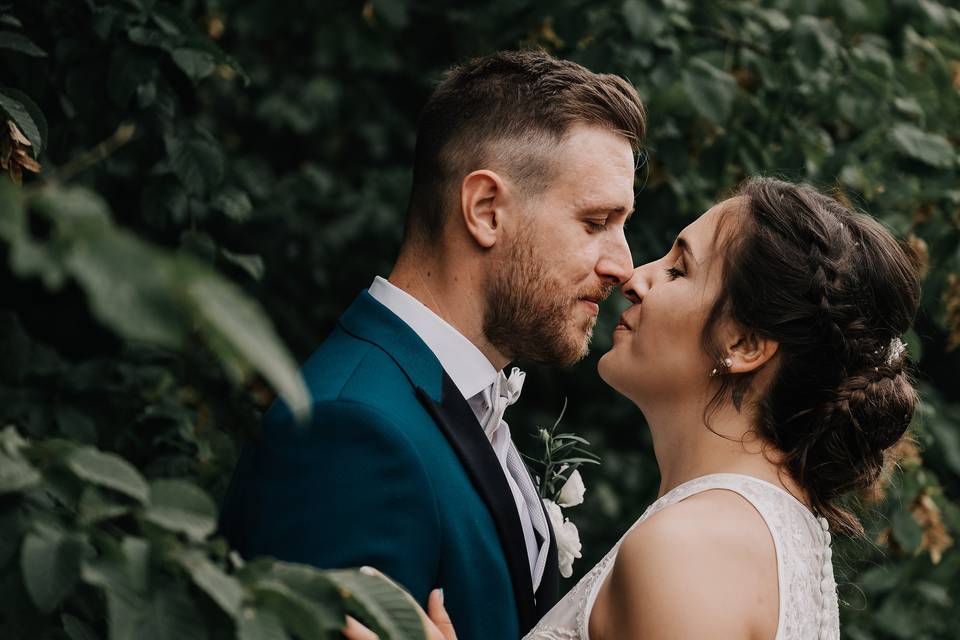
[710, 357, 734, 377]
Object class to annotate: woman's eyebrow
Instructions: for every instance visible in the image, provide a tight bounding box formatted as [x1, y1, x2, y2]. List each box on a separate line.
[676, 235, 697, 266]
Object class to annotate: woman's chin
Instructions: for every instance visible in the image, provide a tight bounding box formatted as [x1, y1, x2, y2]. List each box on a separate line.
[596, 350, 617, 389]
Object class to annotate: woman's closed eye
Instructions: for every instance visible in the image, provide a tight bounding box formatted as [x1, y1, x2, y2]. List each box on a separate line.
[665, 267, 685, 280]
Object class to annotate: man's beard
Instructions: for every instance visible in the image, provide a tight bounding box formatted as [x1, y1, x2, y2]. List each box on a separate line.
[483, 233, 613, 365]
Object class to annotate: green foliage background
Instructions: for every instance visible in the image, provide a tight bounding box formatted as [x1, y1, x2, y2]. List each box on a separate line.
[1, 0, 960, 638]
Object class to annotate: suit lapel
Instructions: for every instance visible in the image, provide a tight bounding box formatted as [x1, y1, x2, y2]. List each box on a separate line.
[416, 373, 539, 634]
[340, 290, 555, 628]
[517, 460, 560, 615]
[535, 499, 559, 615]
[511, 442, 561, 614]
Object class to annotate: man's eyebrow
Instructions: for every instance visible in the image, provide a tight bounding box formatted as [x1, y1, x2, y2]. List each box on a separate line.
[580, 205, 635, 221]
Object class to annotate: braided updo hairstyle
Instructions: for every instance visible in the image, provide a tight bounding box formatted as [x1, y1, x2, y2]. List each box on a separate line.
[704, 177, 921, 534]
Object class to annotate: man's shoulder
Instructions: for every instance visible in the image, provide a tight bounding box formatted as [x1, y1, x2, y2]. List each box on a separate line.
[264, 324, 438, 437]
[300, 324, 408, 401]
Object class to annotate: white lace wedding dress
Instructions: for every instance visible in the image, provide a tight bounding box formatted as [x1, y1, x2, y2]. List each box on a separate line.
[525, 473, 840, 639]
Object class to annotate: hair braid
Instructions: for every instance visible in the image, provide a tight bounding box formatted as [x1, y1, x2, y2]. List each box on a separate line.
[702, 177, 921, 535]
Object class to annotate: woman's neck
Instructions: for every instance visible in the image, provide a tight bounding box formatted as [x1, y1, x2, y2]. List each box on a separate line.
[642, 398, 792, 499]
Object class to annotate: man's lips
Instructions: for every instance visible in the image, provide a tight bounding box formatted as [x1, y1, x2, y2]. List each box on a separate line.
[578, 298, 600, 314]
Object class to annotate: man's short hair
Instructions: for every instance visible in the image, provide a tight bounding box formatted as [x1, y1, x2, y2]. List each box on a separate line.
[404, 49, 647, 245]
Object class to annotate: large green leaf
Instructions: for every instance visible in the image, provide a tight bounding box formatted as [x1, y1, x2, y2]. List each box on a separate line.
[0, 87, 45, 156]
[0, 449, 40, 494]
[143, 479, 217, 540]
[108, 46, 159, 107]
[172, 48, 217, 81]
[889, 124, 956, 169]
[137, 579, 209, 640]
[82, 537, 152, 640]
[327, 569, 426, 640]
[236, 608, 288, 640]
[20, 529, 90, 613]
[78, 485, 133, 525]
[62, 613, 99, 640]
[212, 187, 253, 222]
[252, 579, 340, 639]
[24, 184, 309, 418]
[622, 0, 666, 41]
[0, 30, 46, 57]
[188, 275, 311, 419]
[163, 130, 225, 196]
[65, 447, 150, 504]
[176, 549, 246, 618]
[681, 58, 738, 124]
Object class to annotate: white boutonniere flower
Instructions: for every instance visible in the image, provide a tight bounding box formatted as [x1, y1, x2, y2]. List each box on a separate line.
[543, 497, 582, 578]
[558, 468, 586, 508]
[525, 400, 600, 579]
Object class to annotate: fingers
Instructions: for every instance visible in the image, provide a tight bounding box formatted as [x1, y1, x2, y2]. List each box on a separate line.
[427, 589, 458, 640]
[353, 569, 456, 640]
[342, 615, 379, 640]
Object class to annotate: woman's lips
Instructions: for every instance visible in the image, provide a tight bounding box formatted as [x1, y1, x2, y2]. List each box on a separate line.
[615, 311, 635, 331]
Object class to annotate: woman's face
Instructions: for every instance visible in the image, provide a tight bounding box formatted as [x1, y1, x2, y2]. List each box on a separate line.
[598, 197, 742, 405]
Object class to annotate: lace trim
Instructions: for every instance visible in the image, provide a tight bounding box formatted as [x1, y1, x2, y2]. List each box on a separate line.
[525, 473, 841, 640]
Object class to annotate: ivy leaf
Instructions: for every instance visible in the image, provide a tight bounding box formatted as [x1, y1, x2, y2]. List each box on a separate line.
[62, 225, 188, 348]
[327, 569, 426, 640]
[109, 46, 159, 107]
[236, 608, 287, 640]
[172, 48, 217, 82]
[176, 549, 246, 618]
[187, 275, 311, 420]
[0, 449, 41, 494]
[622, 0, 666, 41]
[252, 580, 339, 639]
[20, 529, 90, 613]
[78, 485, 132, 525]
[136, 579, 209, 640]
[143, 479, 217, 540]
[0, 30, 47, 57]
[62, 613, 99, 640]
[164, 130, 225, 196]
[221, 249, 265, 281]
[681, 58, 738, 124]
[212, 187, 253, 222]
[66, 447, 150, 504]
[889, 124, 955, 169]
[0, 87, 46, 156]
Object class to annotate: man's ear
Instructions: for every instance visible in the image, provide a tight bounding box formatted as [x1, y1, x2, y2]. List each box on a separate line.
[724, 327, 779, 375]
[461, 169, 507, 249]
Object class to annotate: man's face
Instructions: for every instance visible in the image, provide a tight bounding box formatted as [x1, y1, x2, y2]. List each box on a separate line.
[483, 124, 636, 365]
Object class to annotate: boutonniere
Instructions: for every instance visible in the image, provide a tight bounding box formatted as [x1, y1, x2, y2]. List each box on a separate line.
[526, 399, 600, 578]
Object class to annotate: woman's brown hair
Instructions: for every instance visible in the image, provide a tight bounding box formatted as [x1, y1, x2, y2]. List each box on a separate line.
[704, 177, 921, 535]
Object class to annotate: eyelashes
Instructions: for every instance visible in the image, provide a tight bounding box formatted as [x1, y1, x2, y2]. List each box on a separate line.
[665, 267, 686, 280]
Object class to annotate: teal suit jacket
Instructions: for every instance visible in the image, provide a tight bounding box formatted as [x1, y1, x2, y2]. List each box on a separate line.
[219, 291, 559, 639]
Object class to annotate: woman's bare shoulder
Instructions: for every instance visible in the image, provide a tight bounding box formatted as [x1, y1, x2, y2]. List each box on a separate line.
[595, 490, 778, 640]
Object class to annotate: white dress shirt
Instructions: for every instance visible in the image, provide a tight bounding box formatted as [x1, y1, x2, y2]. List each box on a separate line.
[368, 276, 550, 590]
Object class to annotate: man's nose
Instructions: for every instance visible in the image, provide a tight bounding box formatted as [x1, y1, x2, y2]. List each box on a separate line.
[597, 229, 634, 285]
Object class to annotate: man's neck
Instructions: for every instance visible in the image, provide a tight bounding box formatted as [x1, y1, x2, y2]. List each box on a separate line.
[388, 257, 511, 371]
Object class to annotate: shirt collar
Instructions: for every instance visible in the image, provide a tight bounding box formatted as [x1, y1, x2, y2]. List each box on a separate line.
[368, 276, 498, 400]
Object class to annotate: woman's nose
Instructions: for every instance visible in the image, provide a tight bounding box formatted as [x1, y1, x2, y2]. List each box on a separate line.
[620, 266, 648, 304]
